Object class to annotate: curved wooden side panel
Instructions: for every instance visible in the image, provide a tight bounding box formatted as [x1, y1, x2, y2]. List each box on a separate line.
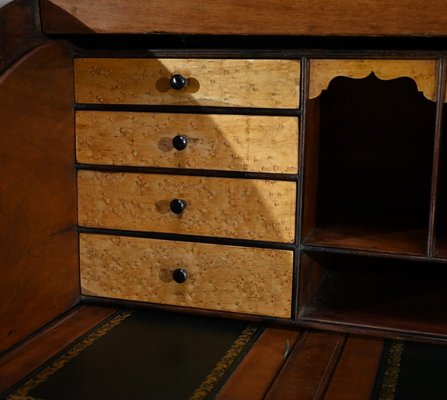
[0, 42, 78, 354]
[0, 0, 45, 74]
[309, 59, 438, 101]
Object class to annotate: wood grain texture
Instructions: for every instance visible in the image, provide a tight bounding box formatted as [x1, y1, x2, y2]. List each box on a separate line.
[0, 0, 45, 74]
[309, 59, 438, 101]
[265, 331, 346, 399]
[216, 327, 301, 400]
[39, 0, 93, 34]
[0, 42, 78, 354]
[41, 0, 447, 36]
[78, 171, 296, 243]
[74, 58, 300, 108]
[76, 111, 299, 174]
[80, 234, 294, 318]
[0, 306, 116, 395]
[324, 336, 384, 400]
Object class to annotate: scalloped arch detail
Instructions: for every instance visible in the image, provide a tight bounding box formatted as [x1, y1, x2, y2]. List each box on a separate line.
[309, 59, 438, 101]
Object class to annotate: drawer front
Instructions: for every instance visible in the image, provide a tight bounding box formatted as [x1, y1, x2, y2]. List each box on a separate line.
[76, 111, 299, 173]
[80, 234, 293, 318]
[74, 58, 300, 108]
[78, 171, 296, 243]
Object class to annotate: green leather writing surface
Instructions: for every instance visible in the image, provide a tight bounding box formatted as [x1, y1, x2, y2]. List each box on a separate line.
[373, 340, 447, 399]
[10, 310, 259, 400]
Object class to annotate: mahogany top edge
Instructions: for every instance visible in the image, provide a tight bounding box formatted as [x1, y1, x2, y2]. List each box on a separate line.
[40, 0, 447, 37]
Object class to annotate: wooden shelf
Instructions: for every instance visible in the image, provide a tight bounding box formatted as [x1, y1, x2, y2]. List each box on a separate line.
[299, 252, 447, 338]
[304, 225, 428, 255]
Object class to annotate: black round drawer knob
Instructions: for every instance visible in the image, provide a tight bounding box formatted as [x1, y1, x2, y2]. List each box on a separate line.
[172, 268, 188, 283]
[170, 199, 187, 214]
[172, 134, 188, 151]
[170, 74, 188, 90]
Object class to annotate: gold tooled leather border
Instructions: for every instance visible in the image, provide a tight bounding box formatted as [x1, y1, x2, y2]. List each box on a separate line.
[9, 313, 257, 400]
[189, 325, 258, 400]
[378, 341, 405, 400]
[7, 311, 132, 400]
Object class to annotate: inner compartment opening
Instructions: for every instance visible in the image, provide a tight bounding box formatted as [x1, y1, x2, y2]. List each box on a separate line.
[299, 251, 447, 336]
[303, 73, 437, 254]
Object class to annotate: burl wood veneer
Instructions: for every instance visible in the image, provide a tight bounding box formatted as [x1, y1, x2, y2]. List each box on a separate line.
[76, 111, 298, 173]
[80, 234, 294, 318]
[309, 59, 438, 101]
[78, 171, 297, 242]
[74, 58, 300, 108]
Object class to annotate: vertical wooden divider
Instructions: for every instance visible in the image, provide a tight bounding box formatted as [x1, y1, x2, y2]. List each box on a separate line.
[427, 59, 447, 257]
[294, 56, 309, 320]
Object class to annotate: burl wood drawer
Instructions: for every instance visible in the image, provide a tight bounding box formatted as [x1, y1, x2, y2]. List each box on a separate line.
[78, 171, 296, 243]
[76, 111, 298, 173]
[74, 58, 300, 108]
[80, 234, 294, 318]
